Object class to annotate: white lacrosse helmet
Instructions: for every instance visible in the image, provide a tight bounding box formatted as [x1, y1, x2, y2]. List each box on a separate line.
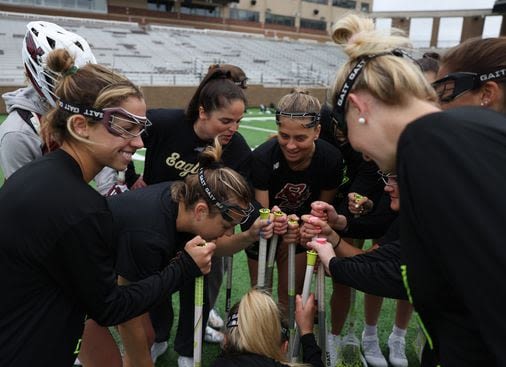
[22, 21, 97, 107]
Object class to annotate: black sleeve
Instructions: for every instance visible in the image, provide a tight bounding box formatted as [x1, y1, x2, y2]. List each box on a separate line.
[125, 161, 140, 188]
[223, 132, 253, 182]
[59, 212, 201, 326]
[301, 333, 324, 367]
[329, 241, 407, 299]
[251, 141, 273, 190]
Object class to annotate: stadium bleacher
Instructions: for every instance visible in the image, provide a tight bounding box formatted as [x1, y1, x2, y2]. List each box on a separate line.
[0, 11, 346, 87]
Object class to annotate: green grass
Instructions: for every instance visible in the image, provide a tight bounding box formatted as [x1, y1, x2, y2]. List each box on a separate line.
[0, 111, 421, 366]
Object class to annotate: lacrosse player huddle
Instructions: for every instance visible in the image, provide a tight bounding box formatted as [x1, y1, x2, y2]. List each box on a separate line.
[2, 13, 506, 367]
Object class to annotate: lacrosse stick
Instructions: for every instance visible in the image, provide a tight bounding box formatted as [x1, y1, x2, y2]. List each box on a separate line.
[193, 242, 207, 367]
[225, 255, 233, 319]
[257, 208, 271, 289]
[291, 249, 317, 362]
[315, 238, 330, 367]
[287, 218, 299, 358]
[265, 210, 285, 289]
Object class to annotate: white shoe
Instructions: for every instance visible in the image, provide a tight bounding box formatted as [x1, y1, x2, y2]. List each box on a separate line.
[204, 325, 224, 344]
[361, 331, 388, 367]
[338, 334, 367, 366]
[177, 355, 193, 367]
[327, 333, 341, 367]
[208, 308, 224, 329]
[388, 333, 408, 367]
[151, 341, 168, 363]
[73, 357, 82, 366]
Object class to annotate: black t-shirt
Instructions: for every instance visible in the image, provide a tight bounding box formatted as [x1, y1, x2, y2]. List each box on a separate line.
[108, 182, 193, 282]
[211, 333, 323, 367]
[0, 150, 201, 367]
[143, 108, 252, 184]
[398, 106, 506, 366]
[251, 138, 342, 217]
[320, 104, 393, 237]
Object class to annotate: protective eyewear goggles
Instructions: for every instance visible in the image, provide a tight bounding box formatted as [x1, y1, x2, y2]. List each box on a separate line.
[432, 68, 506, 103]
[275, 110, 320, 128]
[197, 167, 254, 225]
[332, 49, 417, 139]
[58, 100, 152, 139]
[377, 170, 398, 186]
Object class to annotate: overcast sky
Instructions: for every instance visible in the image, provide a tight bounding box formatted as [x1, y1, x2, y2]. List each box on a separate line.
[372, 0, 501, 47]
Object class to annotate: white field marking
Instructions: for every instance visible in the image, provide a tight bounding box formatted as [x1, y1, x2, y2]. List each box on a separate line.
[239, 125, 277, 133]
[241, 116, 275, 121]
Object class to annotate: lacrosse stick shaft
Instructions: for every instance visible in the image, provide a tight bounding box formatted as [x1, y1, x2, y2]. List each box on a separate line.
[287, 241, 296, 357]
[265, 234, 278, 289]
[193, 242, 207, 367]
[291, 250, 317, 362]
[257, 208, 270, 288]
[225, 255, 233, 319]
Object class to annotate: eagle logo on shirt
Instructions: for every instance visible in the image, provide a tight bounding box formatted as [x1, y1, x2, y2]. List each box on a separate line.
[274, 183, 311, 210]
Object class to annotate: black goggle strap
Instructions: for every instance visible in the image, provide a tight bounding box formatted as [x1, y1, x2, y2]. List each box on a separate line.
[58, 100, 104, 120]
[477, 67, 506, 83]
[275, 110, 321, 128]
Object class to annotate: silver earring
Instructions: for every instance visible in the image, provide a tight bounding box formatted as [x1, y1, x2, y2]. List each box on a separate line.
[358, 117, 366, 124]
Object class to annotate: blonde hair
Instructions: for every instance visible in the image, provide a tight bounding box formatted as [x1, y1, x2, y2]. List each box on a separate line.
[331, 15, 437, 108]
[171, 137, 252, 214]
[224, 290, 285, 361]
[277, 88, 321, 115]
[43, 48, 143, 146]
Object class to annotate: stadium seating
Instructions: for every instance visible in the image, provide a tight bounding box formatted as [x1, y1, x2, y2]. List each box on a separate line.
[0, 11, 346, 87]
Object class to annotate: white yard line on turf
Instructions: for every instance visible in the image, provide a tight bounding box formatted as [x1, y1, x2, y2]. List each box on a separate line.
[239, 125, 277, 133]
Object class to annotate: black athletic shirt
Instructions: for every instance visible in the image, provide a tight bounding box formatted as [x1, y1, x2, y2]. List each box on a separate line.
[211, 333, 323, 367]
[143, 108, 251, 184]
[398, 106, 506, 366]
[251, 138, 342, 217]
[109, 182, 192, 282]
[319, 104, 395, 238]
[0, 149, 201, 367]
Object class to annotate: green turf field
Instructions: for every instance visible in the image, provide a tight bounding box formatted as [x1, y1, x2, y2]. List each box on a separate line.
[0, 111, 421, 366]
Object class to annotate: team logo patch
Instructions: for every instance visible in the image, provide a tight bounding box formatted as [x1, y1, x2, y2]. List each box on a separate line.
[274, 183, 310, 210]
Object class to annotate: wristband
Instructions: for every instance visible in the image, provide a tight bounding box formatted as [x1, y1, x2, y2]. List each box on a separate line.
[332, 234, 342, 249]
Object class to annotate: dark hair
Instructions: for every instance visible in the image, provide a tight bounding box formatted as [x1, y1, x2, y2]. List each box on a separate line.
[208, 64, 247, 88]
[441, 37, 506, 75]
[171, 138, 252, 213]
[416, 52, 440, 74]
[185, 68, 247, 124]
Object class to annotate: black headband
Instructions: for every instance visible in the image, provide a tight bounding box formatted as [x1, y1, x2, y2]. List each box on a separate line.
[197, 167, 226, 212]
[58, 100, 104, 120]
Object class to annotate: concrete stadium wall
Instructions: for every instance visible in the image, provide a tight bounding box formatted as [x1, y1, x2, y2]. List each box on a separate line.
[0, 85, 329, 114]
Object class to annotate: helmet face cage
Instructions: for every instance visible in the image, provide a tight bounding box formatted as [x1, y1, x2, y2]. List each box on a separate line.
[22, 21, 97, 107]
